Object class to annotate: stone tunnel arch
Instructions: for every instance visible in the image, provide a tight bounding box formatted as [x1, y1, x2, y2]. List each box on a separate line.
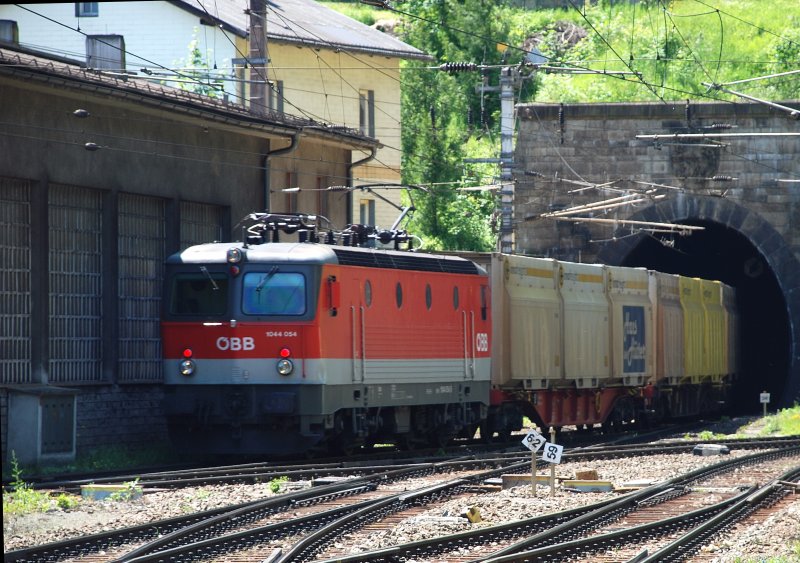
[596, 194, 800, 411]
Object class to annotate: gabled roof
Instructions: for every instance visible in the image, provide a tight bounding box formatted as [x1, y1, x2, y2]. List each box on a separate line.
[177, 0, 430, 60]
[0, 45, 377, 149]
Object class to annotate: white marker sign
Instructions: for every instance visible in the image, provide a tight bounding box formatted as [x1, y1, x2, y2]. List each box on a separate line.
[760, 392, 771, 404]
[542, 442, 564, 464]
[521, 429, 546, 453]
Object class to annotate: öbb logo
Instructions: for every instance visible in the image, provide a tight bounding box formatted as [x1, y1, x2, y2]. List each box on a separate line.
[216, 337, 255, 351]
[475, 332, 489, 352]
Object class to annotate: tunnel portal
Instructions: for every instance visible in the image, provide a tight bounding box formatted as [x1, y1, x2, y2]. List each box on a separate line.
[596, 197, 798, 412]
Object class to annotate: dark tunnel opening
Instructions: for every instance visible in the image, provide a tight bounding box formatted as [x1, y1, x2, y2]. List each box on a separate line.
[617, 219, 790, 413]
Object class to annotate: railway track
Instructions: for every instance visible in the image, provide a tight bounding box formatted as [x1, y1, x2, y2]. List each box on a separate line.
[18, 433, 800, 493]
[6, 437, 799, 562]
[310, 448, 800, 563]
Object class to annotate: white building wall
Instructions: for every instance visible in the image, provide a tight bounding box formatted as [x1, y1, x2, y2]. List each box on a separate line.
[0, 2, 242, 99]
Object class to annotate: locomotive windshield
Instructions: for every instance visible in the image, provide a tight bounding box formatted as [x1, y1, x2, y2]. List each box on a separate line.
[243, 271, 306, 316]
[169, 270, 228, 316]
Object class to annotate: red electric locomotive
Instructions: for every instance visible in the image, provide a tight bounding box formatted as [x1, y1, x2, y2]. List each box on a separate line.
[162, 214, 493, 456]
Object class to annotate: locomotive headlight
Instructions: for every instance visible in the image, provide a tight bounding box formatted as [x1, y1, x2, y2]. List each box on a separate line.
[179, 358, 196, 376]
[227, 247, 244, 263]
[276, 358, 294, 376]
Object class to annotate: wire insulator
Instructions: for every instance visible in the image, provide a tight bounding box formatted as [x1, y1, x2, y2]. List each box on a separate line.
[438, 62, 478, 74]
[711, 175, 735, 182]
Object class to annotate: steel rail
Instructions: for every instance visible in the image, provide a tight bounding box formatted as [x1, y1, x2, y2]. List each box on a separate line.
[309, 446, 800, 563]
[635, 464, 800, 563]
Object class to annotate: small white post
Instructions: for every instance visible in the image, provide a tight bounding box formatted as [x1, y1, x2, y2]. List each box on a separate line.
[549, 426, 556, 498]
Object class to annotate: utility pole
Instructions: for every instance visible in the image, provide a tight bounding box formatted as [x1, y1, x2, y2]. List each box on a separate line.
[499, 67, 515, 254]
[471, 65, 517, 253]
[247, 0, 268, 115]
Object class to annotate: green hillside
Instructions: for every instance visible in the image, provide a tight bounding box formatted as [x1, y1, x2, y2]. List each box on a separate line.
[324, 1, 799, 250]
[326, 0, 799, 103]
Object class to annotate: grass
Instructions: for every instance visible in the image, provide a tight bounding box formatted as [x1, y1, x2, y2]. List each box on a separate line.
[3, 442, 192, 479]
[759, 404, 800, 436]
[321, 2, 395, 26]
[684, 405, 800, 440]
[733, 544, 800, 563]
[269, 475, 289, 493]
[2, 453, 70, 516]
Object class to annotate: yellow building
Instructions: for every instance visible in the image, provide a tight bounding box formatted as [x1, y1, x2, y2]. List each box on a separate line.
[245, 0, 431, 229]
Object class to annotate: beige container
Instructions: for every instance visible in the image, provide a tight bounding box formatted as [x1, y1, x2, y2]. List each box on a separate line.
[559, 261, 610, 388]
[491, 253, 561, 389]
[605, 265, 653, 386]
[648, 271, 685, 385]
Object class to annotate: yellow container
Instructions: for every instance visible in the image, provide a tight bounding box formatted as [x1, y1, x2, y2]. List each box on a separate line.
[679, 277, 706, 383]
[701, 279, 726, 382]
[721, 283, 739, 380]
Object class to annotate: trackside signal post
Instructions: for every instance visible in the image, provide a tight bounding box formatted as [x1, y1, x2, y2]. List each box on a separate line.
[522, 426, 563, 497]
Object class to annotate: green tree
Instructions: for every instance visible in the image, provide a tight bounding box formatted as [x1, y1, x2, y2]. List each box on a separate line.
[399, 0, 509, 251]
[175, 30, 225, 98]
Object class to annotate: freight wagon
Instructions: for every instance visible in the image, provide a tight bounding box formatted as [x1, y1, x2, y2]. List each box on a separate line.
[488, 253, 737, 433]
[161, 213, 738, 456]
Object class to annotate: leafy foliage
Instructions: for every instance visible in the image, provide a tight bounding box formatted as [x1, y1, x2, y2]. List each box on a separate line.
[326, 0, 799, 250]
[269, 475, 289, 493]
[173, 29, 226, 98]
[2, 452, 55, 516]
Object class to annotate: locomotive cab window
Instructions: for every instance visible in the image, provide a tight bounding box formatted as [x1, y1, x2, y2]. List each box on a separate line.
[243, 271, 306, 316]
[169, 271, 228, 316]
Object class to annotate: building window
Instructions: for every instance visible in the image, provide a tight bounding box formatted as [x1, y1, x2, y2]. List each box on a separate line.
[359, 199, 375, 226]
[75, 2, 99, 17]
[269, 80, 284, 113]
[359, 89, 374, 137]
[86, 35, 125, 70]
[0, 20, 19, 44]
